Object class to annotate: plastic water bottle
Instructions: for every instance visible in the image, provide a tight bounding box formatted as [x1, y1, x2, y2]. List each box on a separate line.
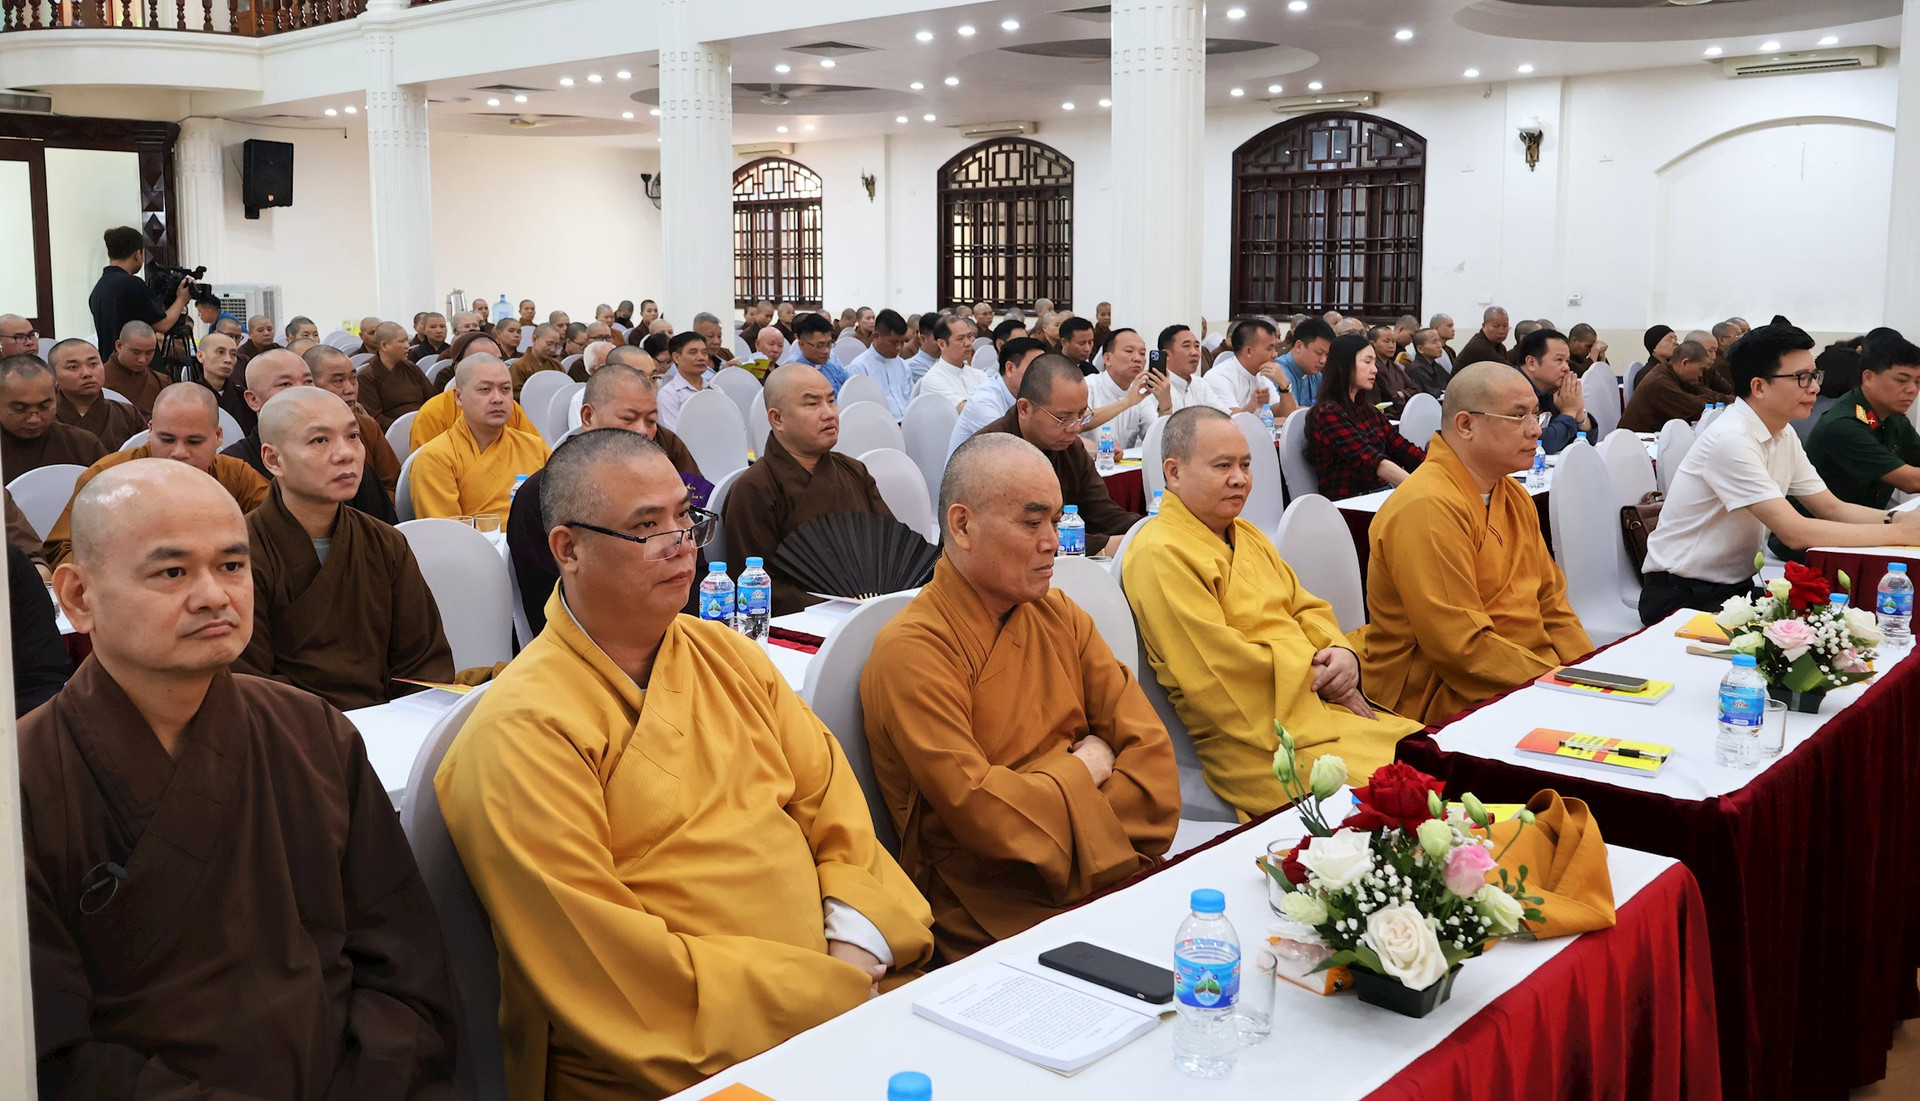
[1878, 563, 1913, 646]
[1258, 401, 1276, 441]
[1148, 489, 1164, 517]
[1575, 431, 1588, 446]
[887, 1072, 932, 1101]
[737, 556, 772, 641]
[493, 294, 510, 322]
[1528, 444, 1548, 491]
[698, 562, 735, 625]
[1097, 424, 1117, 473]
[1172, 888, 1241, 1079]
[1057, 505, 1086, 556]
[1716, 653, 1768, 768]
[510, 473, 529, 501]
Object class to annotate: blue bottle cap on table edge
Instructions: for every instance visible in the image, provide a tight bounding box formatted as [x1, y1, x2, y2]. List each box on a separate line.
[888, 1071, 933, 1101]
[1890, 563, 1909, 572]
[1190, 888, 1225, 914]
[1830, 594, 1849, 606]
[1063, 504, 1079, 514]
[708, 562, 727, 572]
[1731, 654, 1757, 667]
[745, 556, 764, 567]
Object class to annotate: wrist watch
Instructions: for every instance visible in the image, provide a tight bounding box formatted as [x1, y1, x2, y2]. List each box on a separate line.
[1887, 509, 1897, 525]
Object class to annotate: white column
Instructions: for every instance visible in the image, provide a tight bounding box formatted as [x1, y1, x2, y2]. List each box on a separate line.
[363, 2, 435, 321]
[1887, 0, 1920, 331]
[658, 0, 735, 325]
[1110, 0, 1205, 338]
[175, 117, 225, 277]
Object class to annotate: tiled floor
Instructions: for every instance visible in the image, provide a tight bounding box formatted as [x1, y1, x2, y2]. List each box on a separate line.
[1852, 990, 1919, 1100]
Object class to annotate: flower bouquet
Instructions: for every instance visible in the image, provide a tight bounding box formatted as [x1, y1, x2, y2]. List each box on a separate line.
[1260, 728, 1544, 1017]
[1714, 558, 1881, 712]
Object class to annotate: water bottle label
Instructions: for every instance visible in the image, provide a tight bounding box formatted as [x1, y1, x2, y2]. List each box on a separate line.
[1175, 952, 1240, 1009]
[741, 585, 770, 615]
[1878, 590, 1912, 617]
[1059, 526, 1085, 555]
[700, 587, 733, 621]
[1718, 688, 1764, 727]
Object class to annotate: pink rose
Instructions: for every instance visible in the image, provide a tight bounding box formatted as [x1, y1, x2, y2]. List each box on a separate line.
[1444, 843, 1497, 897]
[1763, 618, 1815, 662]
[1836, 648, 1869, 675]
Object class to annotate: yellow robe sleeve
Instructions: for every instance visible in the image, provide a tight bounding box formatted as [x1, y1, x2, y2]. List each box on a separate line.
[408, 397, 450, 453]
[407, 444, 465, 519]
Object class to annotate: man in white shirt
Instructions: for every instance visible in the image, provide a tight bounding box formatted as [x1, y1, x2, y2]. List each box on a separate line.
[846, 309, 915, 419]
[949, 337, 1047, 458]
[1083, 328, 1171, 450]
[1157, 323, 1203, 410]
[653, 331, 712, 432]
[1194, 317, 1298, 420]
[912, 316, 985, 412]
[1639, 323, 1920, 624]
[906, 312, 941, 385]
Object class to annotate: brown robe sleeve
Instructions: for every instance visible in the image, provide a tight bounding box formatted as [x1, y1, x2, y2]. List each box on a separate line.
[1060, 445, 1141, 554]
[655, 426, 703, 478]
[6, 488, 46, 570]
[356, 366, 391, 428]
[720, 468, 800, 611]
[358, 411, 401, 498]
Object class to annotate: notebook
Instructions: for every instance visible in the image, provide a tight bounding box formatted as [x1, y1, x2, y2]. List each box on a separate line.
[1675, 613, 1730, 643]
[1533, 668, 1675, 705]
[1516, 728, 1672, 774]
[912, 956, 1165, 1075]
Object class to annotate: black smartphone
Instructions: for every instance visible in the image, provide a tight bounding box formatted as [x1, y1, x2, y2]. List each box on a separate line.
[1037, 941, 1175, 1004]
[1148, 349, 1166, 370]
[1556, 668, 1650, 692]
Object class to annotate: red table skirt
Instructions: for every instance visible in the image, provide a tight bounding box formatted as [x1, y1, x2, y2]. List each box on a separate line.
[1804, 547, 1918, 606]
[1364, 864, 1720, 1101]
[1103, 466, 1146, 514]
[1398, 648, 1920, 1101]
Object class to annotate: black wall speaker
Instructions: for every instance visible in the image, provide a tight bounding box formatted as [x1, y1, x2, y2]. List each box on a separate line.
[241, 139, 294, 220]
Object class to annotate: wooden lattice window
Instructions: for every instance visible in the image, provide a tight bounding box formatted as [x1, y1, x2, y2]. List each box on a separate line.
[733, 157, 823, 310]
[1231, 112, 1425, 322]
[937, 138, 1073, 311]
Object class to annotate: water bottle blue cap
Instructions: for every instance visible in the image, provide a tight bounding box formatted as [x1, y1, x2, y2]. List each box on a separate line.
[887, 1071, 933, 1101]
[1190, 888, 1225, 914]
[1732, 654, 1757, 667]
[1829, 594, 1849, 606]
[708, 562, 727, 572]
[1890, 563, 1908, 572]
[1063, 504, 1079, 514]
[745, 556, 764, 568]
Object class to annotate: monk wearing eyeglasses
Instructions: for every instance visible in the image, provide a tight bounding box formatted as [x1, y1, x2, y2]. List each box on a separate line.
[436, 428, 933, 1101]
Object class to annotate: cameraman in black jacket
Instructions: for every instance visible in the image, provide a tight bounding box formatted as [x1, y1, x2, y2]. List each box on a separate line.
[87, 225, 193, 357]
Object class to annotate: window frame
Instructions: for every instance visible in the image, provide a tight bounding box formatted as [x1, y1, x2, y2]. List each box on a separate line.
[936, 137, 1074, 312]
[732, 156, 824, 311]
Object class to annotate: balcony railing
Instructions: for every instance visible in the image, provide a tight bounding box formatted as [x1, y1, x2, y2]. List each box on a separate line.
[0, 0, 364, 35]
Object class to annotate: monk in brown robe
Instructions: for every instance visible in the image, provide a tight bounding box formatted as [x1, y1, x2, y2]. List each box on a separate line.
[234, 388, 453, 710]
[194, 331, 257, 438]
[1, 354, 108, 475]
[233, 313, 282, 372]
[510, 323, 568, 399]
[49, 338, 145, 450]
[7, 486, 47, 572]
[310, 344, 400, 498]
[44, 383, 270, 567]
[100, 320, 170, 416]
[721, 363, 894, 615]
[1619, 338, 1735, 433]
[357, 321, 434, 428]
[863, 434, 1179, 961]
[24, 458, 459, 1098]
[1455, 306, 1512, 369]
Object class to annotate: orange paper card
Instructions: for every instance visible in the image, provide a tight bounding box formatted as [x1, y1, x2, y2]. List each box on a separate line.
[703, 1087, 779, 1101]
[1675, 613, 1729, 643]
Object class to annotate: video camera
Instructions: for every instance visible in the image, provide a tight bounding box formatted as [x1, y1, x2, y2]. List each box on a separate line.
[146, 262, 222, 309]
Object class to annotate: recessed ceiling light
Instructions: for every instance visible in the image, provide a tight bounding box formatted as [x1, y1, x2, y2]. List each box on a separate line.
[1098, 97, 1112, 107]
[324, 107, 337, 116]
[896, 114, 909, 122]
[777, 125, 789, 133]
[1267, 83, 1283, 94]
[486, 97, 500, 106]
[1517, 63, 1534, 73]
[958, 24, 975, 36]
[1703, 45, 1723, 56]
[1395, 28, 1413, 41]
[1818, 35, 1838, 46]
[586, 73, 602, 83]
[514, 94, 528, 103]
[1759, 40, 1780, 51]
[616, 70, 631, 80]
[559, 76, 574, 86]
[916, 30, 933, 42]
[774, 63, 791, 74]
[820, 58, 836, 68]
[1001, 18, 1020, 30]
[1463, 68, 1479, 78]
[1287, 0, 1307, 11]
[1062, 101, 1076, 110]
[910, 81, 925, 90]
[803, 123, 815, 131]
[944, 76, 959, 85]
[621, 111, 634, 119]
[924, 112, 937, 121]
[1229, 87, 1245, 97]
[649, 107, 661, 116]
[1307, 80, 1323, 90]
[1227, 6, 1245, 17]
[343, 105, 357, 114]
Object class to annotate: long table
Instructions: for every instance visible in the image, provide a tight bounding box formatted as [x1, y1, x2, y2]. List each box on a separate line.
[1397, 608, 1920, 1101]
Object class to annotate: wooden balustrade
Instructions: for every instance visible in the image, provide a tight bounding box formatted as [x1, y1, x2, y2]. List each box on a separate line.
[0, 0, 365, 34]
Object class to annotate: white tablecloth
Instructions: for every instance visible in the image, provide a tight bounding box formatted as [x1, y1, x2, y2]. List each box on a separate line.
[1431, 608, 1920, 800]
[344, 687, 465, 804]
[668, 805, 1675, 1101]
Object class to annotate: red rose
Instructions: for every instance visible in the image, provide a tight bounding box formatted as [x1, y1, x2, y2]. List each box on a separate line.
[1783, 561, 1830, 613]
[1280, 837, 1312, 886]
[1348, 762, 1446, 832]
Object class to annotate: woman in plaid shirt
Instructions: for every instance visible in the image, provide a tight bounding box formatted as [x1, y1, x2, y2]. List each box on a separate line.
[1305, 333, 1427, 501]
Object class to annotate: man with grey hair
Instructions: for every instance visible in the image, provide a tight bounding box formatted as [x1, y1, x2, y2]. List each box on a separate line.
[691, 310, 735, 367]
[103, 319, 169, 415]
[450, 310, 482, 337]
[356, 320, 433, 428]
[1, 354, 108, 474]
[1456, 306, 1511, 368]
[50, 338, 145, 450]
[407, 311, 449, 364]
[862, 431, 1177, 960]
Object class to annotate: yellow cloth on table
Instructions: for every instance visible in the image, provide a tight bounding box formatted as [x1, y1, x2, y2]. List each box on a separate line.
[1123, 493, 1421, 821]
[1485, 789, 1617, 939]
[408, 389, 536, 452]
[435, 592, 934, 1101]
[406, 416, 549, 519]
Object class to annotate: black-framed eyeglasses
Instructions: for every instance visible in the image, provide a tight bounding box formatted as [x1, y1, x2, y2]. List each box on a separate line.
[1765, 369, 1825, 390]
[563, 507, 717, 561]
[0, 328, 36, 342]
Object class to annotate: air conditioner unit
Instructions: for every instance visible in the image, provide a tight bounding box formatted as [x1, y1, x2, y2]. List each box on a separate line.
[1269, 91, 1378, 115]
[1720, 46, 1879, 78]
[958, 120, 1038, 139]
[207, 283, 282, 326]
[735, 142, 795, 157]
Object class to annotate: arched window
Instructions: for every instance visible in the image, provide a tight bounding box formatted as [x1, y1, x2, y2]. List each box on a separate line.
[938, 138, 1073, 311]
[1231, 112, 1426, 321]
[733, 157, 823, 309]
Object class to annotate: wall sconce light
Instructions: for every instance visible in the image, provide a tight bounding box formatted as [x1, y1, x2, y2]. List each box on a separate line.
[1517, 116, 1544, 172]
[641, 172, 663, 208]
[860, 171, 877, 201]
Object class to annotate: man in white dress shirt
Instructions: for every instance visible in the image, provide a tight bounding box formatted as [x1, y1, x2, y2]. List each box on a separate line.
[1158, 324, 1203, 410]
[907, 312, 941, 385]
[1195, 317, 1298, 420]
[846, 309, 915, 420]
[653, 331, 712, 432]
[912, 316, 985, 412]
[1082, 329, 1172, 450]
[949, 336, 1048, 458]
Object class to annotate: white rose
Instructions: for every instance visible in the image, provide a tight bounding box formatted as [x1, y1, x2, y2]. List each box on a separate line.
[1360, 902, 1449, 990]
[1715, 595, 1758, 629]
[1277, 890, 1329, 927]
[1843, 605, 1884, 645]
[1473, 884, 1526, 936]
[1297, 828, 1375, 892]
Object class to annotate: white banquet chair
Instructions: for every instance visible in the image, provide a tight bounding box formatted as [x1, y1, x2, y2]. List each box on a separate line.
[901, 393, 958, 509]
[6, 463, 86, 540]
[702, 465, 751, 566]
[833, 401, 906, 457]
[517, 371, 572, 434]
[386, 411, 418, 462]
[1049, 555, 1137, 675]
[1655, 419, 1695, 496]
[1276, 407, 1318, 502]
[397, 518, 515, 670]
[1140, 414, 1170, 501]
[1230, 411, 1286, 534]
[747, 389, 771, 458]
[837, 373, 889, 414]
[856, 448, 937, 543]
[120, 429, 150, 451]
[675, 389, 752, 481]
[1397, 392, 1441, 448]
[1581, 363, 1621, 441]
[800, 592, 916, 854]
[1547, 441, 1641, 645]
[709, 365, 763, 416]
[1271, 493, 1367, 634]
[544, 382, 585, 446]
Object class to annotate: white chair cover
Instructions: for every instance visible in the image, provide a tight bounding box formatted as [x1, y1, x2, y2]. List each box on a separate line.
[1049, 555, 1138, 674]
[386, 411, 418, 462]
[397, 518, 515, 670]
[120, 429, 150, 451]
[418, 356, 441, 374]
[1596, 429, 1656, 609]
[901, 393, 958, 512]
[544, 382, 585, 446]
[1140, 414, 1169, 502]
[322, 330, 360, 352]
[1546, 441, 1641, 645]
[1105, 515, 1153, 580]
[560, 354, 583, 375]
[837, 373, 890, 414]
[1230, 411, 1286, 535]
[394, 451, 419, 522]
[398, 682, 507, 1101]
[799, 592, 917, 854]
[1581, 363, 1621, 441]
[502, 541, 536, 652]
[703, 465, 751, 566]
[710, 366, 763, 416]
[216, 408, 244, 446]
[1271, 493, 1367, 634]
[1276, 406, 1318, 502]
[833, 401, 907, 457]
[856, 448, 937, 543]
[676, 390, 752, 481]
[101, 388, 130, 406]
[1622, 360, 1649, 404]
[5, 463, 86, 540]
[1655, 418, 1695, 495]
[1398, 392, 1441, 448]
[517, 372, 572, 432]
[747, 389, 771, 460]
[350, 352, 374, 368]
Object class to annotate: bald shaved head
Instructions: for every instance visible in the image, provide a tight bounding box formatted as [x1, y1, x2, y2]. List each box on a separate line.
[453, 353, 507, 390]
[583, 361, 652, 406]
[245, 348, 309, 395]
[1441, 362, 1523, 424]
[1161, 404, 1233, 464]
[373, 321, 406, 346]
[539, 427, 669, 534]
[258, 386, 352, 447]
[153, 380, 219, 425]
[1015, 353, 1084, 405]
[70, 459, 242, 569]
[763, 363, 828, 413]
[940, 433, 1062, 611]
[939, 434, 1050, 539]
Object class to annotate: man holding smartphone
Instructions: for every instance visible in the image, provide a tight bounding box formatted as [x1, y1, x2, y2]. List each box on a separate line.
[1082, 328, 1169, 450]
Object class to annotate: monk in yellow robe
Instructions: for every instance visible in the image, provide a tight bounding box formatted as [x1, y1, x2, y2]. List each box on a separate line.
[436, 430, 932, 1101]
[407, 355, 550, 519]
[1357, 362, 1593, 724]
[1125, 407, 1422, 820]
[410, 333, 539, 452]
[862, 434, 1179, 962]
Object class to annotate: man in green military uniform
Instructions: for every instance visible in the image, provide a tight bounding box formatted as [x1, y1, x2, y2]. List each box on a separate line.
[1773, 333, 1920, 560]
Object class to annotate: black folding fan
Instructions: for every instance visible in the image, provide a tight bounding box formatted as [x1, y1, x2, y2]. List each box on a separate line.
[771, 511, 939, 600]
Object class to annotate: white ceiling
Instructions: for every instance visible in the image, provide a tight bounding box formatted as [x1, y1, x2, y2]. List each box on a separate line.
[236, 0, 1906, 144]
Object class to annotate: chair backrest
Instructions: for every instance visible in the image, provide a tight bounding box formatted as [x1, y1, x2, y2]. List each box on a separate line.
[833, 401, 907, 457]
[216, 408, 244, 446]
[1398, 392, 1441, 448]
[799, 592, 917, 855]
[350, 352, 374, 368]
[1546, 441, 1640, 646]
[1581, 363, 1621, 440]
[1105, 515, 1152, 579]
[5, 463, 85, 540]
[121, 429, 150, 450]
[386, 411, 419, 462]
[517, 371, 571, 429]
[560, 354, 583, 373]
[677, 389, 753, 480]
[1654, 418, 1695, 495]
[838, 373, 890, 413]
[702, 465, 751, 565]
[709, 366, 763, 415]
[856, 448, 937, 543]
[502, 539, 537, 651]
[324, 329, 361, 352]
[1229, 411, 1286, 534]
[398, 682, 507, 1101]
[101, 387, 130, 405]
[747, 389, 771, 459]
[394, 451, 420, 522]
[1696, 404, 1723, 435]
[543, 382, 585, 445]
[1276, 406, 1318, 501]
[397, 518, 515, 670]
[1140, 414, 1169, 501]
[1596, 429, 1656, 507]
[901, 392, 959, 510]
[1270, 493, 1367, 634]
[418, 356, 441, 375]
[1049, 554, 1137, 673]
